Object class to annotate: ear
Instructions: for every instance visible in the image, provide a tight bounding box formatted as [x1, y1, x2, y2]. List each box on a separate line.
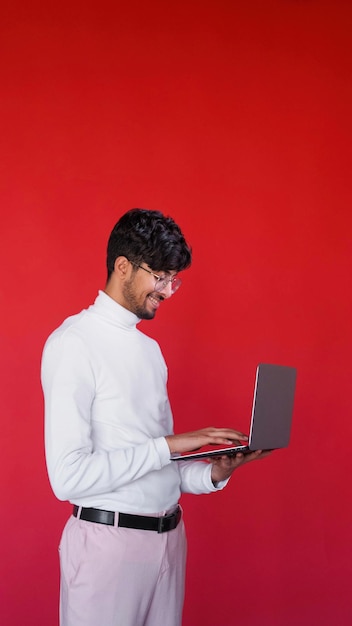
[113, 256, 130, 279]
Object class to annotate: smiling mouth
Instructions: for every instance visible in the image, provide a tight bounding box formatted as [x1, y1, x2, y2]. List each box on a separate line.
[148, 294, 164, 308]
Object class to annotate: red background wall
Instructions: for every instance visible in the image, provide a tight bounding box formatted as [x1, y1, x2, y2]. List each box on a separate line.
[1, 1, 351, 624]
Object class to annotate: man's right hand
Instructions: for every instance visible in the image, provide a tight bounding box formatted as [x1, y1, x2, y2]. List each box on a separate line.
[165, 427, 248, 454]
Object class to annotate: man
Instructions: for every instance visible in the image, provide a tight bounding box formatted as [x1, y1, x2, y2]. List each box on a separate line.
[42, 208, 266, 626]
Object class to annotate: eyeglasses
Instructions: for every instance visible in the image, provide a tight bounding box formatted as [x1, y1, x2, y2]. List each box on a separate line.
[131, 262, 182, 294]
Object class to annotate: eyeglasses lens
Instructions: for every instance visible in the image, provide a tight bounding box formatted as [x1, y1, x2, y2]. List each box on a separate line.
[154, 276, 181, 294]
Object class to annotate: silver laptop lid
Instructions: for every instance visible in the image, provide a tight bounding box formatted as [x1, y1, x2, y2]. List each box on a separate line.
[249, 363, 296, 451]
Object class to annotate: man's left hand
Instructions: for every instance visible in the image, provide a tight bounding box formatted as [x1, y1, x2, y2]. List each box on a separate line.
[211, 450, 272, 485]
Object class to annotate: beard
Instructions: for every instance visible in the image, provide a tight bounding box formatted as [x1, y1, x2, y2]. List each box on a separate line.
[122, 278, 157, 320]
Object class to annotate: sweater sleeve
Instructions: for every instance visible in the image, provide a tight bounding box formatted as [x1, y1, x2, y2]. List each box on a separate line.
[41, 331, 171, 502]
[177, 459, 230, 494]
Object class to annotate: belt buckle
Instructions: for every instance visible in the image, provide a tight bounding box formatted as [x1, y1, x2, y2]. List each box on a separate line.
[158, 516, 165, 533]
[157, 513, 169, 533]
[157, 506, 180, 533]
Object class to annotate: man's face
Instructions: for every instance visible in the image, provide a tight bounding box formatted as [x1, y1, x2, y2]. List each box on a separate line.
[122, 265, 175, 320]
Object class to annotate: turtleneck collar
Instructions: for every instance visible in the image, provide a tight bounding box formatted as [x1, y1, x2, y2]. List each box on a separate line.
[89, 290, 141, 330]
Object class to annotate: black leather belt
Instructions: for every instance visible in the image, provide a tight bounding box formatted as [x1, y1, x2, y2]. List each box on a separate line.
[73, 505, 182, 533]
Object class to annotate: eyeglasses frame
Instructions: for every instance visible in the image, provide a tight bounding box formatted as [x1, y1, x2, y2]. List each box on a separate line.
[130, 261, 181, 294]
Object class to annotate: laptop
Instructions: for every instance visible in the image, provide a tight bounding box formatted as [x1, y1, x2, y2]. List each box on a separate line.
[170, 363, 297, 461]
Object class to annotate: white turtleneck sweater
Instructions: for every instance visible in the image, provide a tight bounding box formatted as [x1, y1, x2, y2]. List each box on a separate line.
[42, 291, 223, 514]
